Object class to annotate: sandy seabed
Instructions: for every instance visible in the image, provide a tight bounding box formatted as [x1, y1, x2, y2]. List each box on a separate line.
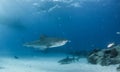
[0, 56, 118, 72]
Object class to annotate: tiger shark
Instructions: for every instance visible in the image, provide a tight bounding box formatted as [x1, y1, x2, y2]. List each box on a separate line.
[23, 35, 69, 50]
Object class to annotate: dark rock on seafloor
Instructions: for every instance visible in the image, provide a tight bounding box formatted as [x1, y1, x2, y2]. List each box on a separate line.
[0, 67, 5, 69]
[14, 56, 19, 59]
[117, 65, 120, 71]
[87, 44, 120, 66]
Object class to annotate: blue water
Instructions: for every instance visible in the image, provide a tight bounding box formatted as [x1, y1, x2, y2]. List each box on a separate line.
[0, 0, 120, 56]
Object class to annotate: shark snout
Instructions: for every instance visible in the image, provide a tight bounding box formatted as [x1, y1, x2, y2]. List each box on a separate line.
[61, 40, 70, 44]
[64, 40, 71, 43]
[68, 40, 71, 43]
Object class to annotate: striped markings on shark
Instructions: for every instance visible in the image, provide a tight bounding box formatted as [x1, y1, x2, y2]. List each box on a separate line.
[23, 35, 70, 50]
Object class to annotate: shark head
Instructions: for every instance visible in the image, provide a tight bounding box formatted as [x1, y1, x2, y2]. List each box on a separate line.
[49, 39, 69, 48]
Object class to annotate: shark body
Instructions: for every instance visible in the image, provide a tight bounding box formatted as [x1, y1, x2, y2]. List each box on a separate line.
[24, 36, 69, 50]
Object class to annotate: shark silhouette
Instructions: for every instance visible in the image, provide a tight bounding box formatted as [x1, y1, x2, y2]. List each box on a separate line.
[24, 35, 69, 50]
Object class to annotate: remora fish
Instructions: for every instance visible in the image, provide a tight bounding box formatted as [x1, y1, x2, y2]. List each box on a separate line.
[23, 35, 69, 50]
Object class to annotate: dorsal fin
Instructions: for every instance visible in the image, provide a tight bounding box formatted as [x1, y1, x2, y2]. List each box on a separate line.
[40, 35, 47, 40]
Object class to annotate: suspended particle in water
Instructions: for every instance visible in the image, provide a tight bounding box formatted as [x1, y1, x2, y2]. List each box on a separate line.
[57, 17, 61, 20]
[116, 32, 120, 35]
[33, 3, 39, 6]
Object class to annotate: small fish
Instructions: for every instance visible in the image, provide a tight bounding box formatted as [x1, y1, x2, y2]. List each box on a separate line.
[107, 42, 115, 48]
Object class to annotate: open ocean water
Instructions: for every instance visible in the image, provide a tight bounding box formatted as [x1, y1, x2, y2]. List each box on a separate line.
[0, 0, 120, 72]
